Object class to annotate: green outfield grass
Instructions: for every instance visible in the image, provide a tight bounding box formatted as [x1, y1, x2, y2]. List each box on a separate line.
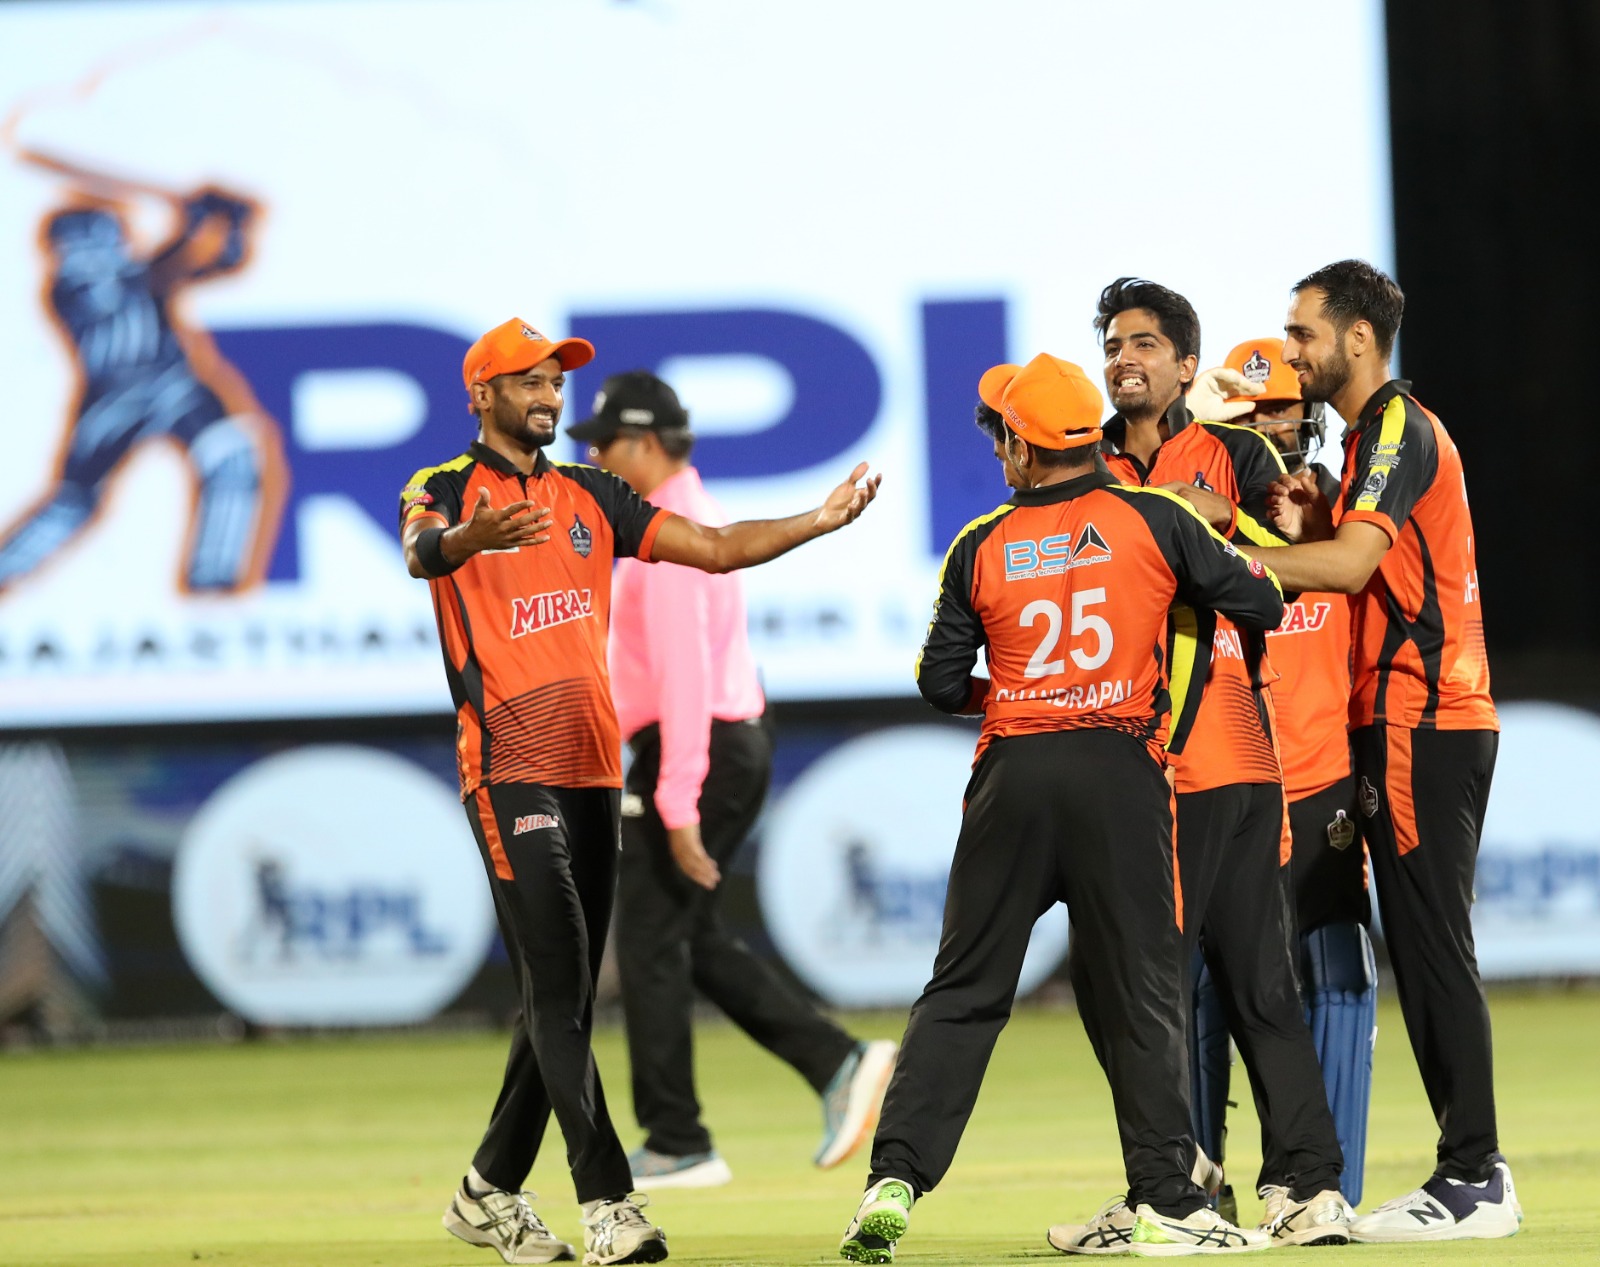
[1, 987, 1595, 1265]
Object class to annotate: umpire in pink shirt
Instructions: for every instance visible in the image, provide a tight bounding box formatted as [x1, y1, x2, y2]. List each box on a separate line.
[568, 372, 894, 1190]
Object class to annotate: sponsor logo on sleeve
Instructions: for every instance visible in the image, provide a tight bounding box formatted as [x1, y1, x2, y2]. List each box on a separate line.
[1248, 557, 1267, 578]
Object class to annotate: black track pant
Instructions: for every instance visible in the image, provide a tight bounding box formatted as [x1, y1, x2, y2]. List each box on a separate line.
[871, 729, 1205, 1216]
[1179, 782, 1344, 1199]
[1353, 724, 1500, 1182]
[464, 783, 634, 1204]
[617, 717, 856, 1156]
[1288, 773, 1370, 935]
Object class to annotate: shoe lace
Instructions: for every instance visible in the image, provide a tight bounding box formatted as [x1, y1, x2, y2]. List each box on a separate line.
[585, 1193, 653, 1235]
[1091, 1195, 1129, 1223]
[482, 1190, 555, 1245]
[1374, 1187, 1431, 1213]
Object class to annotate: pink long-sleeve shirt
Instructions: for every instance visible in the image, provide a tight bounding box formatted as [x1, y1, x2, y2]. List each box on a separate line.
[609, 466, 765, 829]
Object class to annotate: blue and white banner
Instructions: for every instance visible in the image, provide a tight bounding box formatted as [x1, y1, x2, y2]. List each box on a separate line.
[0, 0, 1392, 726]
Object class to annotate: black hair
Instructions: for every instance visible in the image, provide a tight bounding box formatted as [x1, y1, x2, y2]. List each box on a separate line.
[1092, 276, 1201, 364]
[656, 427, 694, 460]
[973, 403, 1094, 471]
[1292, 259, 1404, 359]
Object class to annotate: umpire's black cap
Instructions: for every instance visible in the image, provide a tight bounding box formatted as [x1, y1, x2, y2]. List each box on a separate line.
[566, 370, 692, 443]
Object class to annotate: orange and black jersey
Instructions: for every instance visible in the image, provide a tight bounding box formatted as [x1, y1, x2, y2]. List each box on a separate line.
[1267, 466, 1354, 801]
[400, 442, 668, 796]
[1339, 380, 1496, 731]
[1101, 399, 1291, 792]
[916, 470, 1284, 765]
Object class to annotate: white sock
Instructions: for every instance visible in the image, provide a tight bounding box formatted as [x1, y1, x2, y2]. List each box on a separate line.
[467, 1166, 503, 1198]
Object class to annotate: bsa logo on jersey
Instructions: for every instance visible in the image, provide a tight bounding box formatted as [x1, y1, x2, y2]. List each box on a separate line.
[513, 813, 559, 835]
[1242, 350, 1271, 385]
[1359, 775, 1380, 818]
[1004, 523, 1111, 580]
[569, 513, 594, 558]
[1327, 809, 1357, 852]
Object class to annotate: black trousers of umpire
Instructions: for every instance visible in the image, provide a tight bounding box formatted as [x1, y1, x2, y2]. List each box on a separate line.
[1177, 781, 1344, 1199]
[1353, 724, 1500, 1182]
[871, 729, 1206, 1216]
[464, 782, 634, 1204]
[617, 717, 857, 1156]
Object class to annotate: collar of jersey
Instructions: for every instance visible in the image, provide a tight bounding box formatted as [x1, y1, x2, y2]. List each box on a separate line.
[1347, 378, 1413, 435]
[469, 440, 551, 478]
[1008, 469, 1120, 506]
[1099, 395, 1194, 458]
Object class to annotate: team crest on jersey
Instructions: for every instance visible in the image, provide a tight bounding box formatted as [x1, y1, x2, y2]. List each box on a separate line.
[1193, 471, 1214, 492]
[1361, 468, 1388, 500]
[1326, 809, 1357, 852]
[1359, 775, 1380, 818]
[1242, 350, 1271, 384]
[569, 513, 594, 558]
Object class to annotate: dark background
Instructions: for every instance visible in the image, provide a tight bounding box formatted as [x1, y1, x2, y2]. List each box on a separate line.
[1386, 0, 1600, 699]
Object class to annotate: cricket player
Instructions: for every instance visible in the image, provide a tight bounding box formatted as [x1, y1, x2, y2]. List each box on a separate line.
[1212, 260, 1519, 1242]
[838, 353, 1282, 1262]
[1052, 281, 1349, 1250]
[400, 318, 878, 1266]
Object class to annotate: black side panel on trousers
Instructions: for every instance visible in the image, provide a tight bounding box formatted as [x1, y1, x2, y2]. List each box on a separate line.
[465, 783, 634, 1203]
[617, 717, 855, 1156]
[871, 729, 1205, 1216]
[1354, 724, 1500, 1181]
[1179, 782, 1344, 1198]
[1288, 775, 1370, 935]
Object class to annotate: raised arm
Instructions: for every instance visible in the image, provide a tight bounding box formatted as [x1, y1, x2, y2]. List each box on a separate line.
[648, 463, 880, 573]
[401, 487, 553, 579]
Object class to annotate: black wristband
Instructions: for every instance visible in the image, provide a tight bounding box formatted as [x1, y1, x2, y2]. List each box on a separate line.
[415, 526, 462, 577]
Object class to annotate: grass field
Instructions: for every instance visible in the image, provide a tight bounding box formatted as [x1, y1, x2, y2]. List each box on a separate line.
[2, 987, 1596, 1266]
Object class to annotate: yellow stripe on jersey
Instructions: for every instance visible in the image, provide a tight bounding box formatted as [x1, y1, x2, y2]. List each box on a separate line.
[913, 503, 1015, 682]
[1233, 508, 1282, 547]
[400, 453, 473, 505]
[1165, 604, 1201, 751]
[1353, 397, 1408, 513]
[1205, 419, 1290, 474]
[1120, 484, 1285, 600]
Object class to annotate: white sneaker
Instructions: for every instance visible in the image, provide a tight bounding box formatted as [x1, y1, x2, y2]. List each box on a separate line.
[1129, 1204, 1269, 1256]
[626, 1147, 733, 1190]
[443, 1181, 576, 1263]
[815, 1041, 898, 1169]
[1252, 1186, 1288, 1232]
[1048, 1195, 1136, 1255]
[580, 1193, 668, 1265]
[1350, 1160, 1521, 1243]
[1264, 1189, 1353, 1247]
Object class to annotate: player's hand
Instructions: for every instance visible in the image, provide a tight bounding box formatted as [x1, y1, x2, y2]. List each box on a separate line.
[667, 823, 720, 890]
[451, 487, 553, 557]
[1158, 481, 1236, 532]
[814, 462, 882, 535]
[1187, 367, 1262, 422]
[1267, 470, 1334, 542]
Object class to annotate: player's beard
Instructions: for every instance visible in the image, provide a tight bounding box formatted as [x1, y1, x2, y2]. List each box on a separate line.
[493, 397, 560, 450]
[1299, 345, 1353, 405]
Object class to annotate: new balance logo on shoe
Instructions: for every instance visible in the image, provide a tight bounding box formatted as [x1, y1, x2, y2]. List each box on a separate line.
[1410, 1201, 1448, 1225]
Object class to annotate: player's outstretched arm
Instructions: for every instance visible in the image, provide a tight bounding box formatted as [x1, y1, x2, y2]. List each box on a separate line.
[649, 462, 881, 573]
[1234, 522, 1391, 596]
[402, 487, 554, 578]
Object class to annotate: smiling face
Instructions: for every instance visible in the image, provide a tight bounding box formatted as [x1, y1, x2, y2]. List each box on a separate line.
[1102, 308, 1196, 421]
[476, 356, 566, 450]
[1282, 288, 1354, 406]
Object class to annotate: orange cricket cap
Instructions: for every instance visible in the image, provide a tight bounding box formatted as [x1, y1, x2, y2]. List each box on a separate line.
[462, 318, 595, 392]
[1223, 337, 1301, 403]
[978, 353, 1105, 450]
